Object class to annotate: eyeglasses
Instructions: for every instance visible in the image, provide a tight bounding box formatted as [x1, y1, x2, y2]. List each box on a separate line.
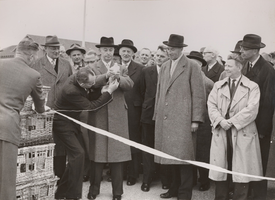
[202, 52, 212, 55]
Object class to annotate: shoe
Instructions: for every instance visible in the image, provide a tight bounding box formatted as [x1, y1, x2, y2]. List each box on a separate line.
[162, 184, 170, 190]
[199, 183, 210, 191]
[126, 177, 136, 186]
[87, 192, 97, 199]
[141, 183, 150, 192]
[160, 191, 177, 199]
[83, 175, 90, 182]
[113, 195, 122, 200]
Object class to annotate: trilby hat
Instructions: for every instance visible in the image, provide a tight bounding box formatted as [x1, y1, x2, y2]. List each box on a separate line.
[118, 39, 137, 53]
[241, 34, 266, 49]
[41, 35, 61, 47]
[66, 43, 86, 55]
[163, 34, 188, 48]
[95, 37, 117, 48]
[231, 40, 242, 54]
[17, 35, 39, 51]
[187, 51, 207, 67]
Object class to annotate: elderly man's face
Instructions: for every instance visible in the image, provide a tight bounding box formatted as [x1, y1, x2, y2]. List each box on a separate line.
[70, 50, 83, 65]
[45, 46, 60, 59]
[139, 49, 151, 65]
[167, 47, 182, 60]
[119, 47, 134, 63]
[203, 48, 214, 63]
[100, 47, 114, 63]
[224, 59, 241, 78]
[155, 49, 168, 66]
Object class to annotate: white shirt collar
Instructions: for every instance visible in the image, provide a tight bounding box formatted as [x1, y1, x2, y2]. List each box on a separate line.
[250, 55, 260, 68]
[102, 60, 112, 69]
[47, 54, 55, 65]
[208, 61, 217, 71]
[157, 65, 161, 74]
[122, 60, 131, 69]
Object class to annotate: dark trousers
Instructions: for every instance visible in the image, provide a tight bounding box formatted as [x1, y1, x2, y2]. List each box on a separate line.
[249, 136, 271, 200]
[159, 164, 172, 187]
[198, 167, 210, 185]
[215, 180, 249, 200]
[89, 162, 123, 196]
[127, 153, 141, 179]
[53, 118, 85, 199]
[166, 164, 193, 200]
[141, 123, 155, 183]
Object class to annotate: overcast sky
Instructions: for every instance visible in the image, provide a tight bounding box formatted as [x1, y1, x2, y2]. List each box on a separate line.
[0, 0, 275, 58]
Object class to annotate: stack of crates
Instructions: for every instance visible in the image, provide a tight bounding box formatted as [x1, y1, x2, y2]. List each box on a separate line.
[16, 86, 58, 200]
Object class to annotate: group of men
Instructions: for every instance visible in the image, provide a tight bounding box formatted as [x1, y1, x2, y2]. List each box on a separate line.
[0, 32, 274, 200]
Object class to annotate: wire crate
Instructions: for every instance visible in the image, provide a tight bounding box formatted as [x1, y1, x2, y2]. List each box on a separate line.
[16, 176, 58, 200]
[19, 110, 55, 147]
[16, 143, 55, 184]
[22, 86, 51, 112]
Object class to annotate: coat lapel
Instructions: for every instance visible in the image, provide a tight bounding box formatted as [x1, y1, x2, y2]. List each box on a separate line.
[42, 56, 57, 77]
[150, 66, 158, 86]
[230, 76, 249, 109]
[207, 62, 219, 79]
[167, 56, 186, 91]
[127, 61, 137, 77]
[220, 78, 231, 100]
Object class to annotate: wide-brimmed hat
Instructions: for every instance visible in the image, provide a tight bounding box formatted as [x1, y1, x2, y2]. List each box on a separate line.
[231, 40, 242, 54]
[95, 37, 117, 48]
[118, 39, 137, 53]
[41, 35, 61, 47]
[66, 43, 86, 55]
[187, 51, 207, 67]
[163, 34, 188, 48]
[241, 34, 266, 49]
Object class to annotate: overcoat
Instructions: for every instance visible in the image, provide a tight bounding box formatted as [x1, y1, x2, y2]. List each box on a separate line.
[88, 60, 134, 162]
[32, 55, 72, 108]
[266, 112, 275, 178]
[0, 57, 45, 146]
[154, 54, 206, 165]
[124, 60, 144, 153]
[202, 62, 224, 83]
[196, 73, 214, 163]
[207, 75, 263, 182]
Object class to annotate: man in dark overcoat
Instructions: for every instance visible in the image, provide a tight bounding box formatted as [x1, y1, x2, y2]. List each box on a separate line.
[118, 39, 144, 186]
[0, 36, 45, 200]
[154, 34, 205, 200]
[240, 34, 275, 200]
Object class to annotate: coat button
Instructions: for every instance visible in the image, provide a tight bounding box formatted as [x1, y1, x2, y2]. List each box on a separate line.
[164, 116, 167, 120]
[165, 102, 168, 106]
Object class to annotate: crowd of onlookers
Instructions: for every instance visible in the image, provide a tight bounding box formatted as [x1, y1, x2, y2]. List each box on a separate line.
[0, 33, 275, 200]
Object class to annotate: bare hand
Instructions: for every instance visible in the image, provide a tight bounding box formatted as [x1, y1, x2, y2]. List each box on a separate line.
[191, 122, 199, 133]
[220, 120, 232, 130]
[107, 79, 119, 94]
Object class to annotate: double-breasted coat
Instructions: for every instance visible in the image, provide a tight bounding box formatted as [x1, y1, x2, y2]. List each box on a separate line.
[88, 60, 134, 162]
[124, 60, 144, 153]
[154, 54, 206, 165]
[207, 75, 263, 182]
[202, 62, 224, 83]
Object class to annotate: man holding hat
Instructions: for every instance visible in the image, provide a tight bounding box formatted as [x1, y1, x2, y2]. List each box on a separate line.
[32, 35, 72, 184]
[187, 51, 214, 192]
[240, 34, 275, 200]
[87, 37, 133, 200]
[154, 34, 205, 200]
[66, 43, 86, 74]
[117, 39, 144, 187]
[0, 36, 46, 200]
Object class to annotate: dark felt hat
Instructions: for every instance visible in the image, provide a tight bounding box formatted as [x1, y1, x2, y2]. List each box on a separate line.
[163, 34, 188, 48]
[95, 37, 117, 48]
[118, 39, 137, 53]
[241, 34, 266, 49]
[187, 51, 207, 67]
[231, 40, 242, 54]
[66, 43, 86, 55]
[41, 35, 61, 47]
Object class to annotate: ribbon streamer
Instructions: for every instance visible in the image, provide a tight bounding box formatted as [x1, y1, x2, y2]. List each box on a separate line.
[55, 111, 275, 181]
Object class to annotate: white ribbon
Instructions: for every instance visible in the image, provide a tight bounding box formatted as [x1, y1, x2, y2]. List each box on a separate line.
[55, 111, 275, 181]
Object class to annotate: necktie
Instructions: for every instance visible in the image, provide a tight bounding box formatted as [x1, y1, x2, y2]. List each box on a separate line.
[52, 59, 58, 73]
[230, 79, 236, 98]
[247, 62, 252, 73]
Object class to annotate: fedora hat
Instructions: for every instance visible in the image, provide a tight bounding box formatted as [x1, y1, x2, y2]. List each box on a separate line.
[66, 43, 86, 55]
[118, 39, 137, 53]
[231, 40, 242, 54]
[187, 51, 207, 67]
[163, 34, 188, 48]
[95, 37, 117, 48]
[17, 35, 39, 51]
[41, 35, 61, 47]
[241, 34, 266, 49]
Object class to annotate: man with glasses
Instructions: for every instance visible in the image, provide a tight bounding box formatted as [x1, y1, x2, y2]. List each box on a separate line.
[240, 34, 275, 200]
[202, 46, 224, 82]
[32, 35, 73, 185]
